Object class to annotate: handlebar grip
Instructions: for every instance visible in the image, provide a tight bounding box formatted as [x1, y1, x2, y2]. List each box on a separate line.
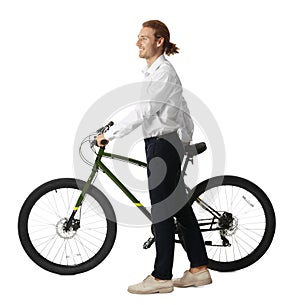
[90, 138, 109, 148]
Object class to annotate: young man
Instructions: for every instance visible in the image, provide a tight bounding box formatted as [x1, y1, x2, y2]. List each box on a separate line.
[97, 20, 212, 294]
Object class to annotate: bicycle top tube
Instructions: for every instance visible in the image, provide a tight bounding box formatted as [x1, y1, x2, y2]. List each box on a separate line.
[102, 151, 147, 168]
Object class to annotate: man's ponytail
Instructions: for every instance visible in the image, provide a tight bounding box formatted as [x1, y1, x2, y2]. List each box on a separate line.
[165, 42, 179, 56]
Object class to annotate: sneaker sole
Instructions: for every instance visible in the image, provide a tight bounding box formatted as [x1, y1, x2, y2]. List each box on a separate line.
[128, 287, 174, 294]
[174, 278, 212, 288]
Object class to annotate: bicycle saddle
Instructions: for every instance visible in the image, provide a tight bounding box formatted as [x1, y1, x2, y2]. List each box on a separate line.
[185, 142, 207, 157]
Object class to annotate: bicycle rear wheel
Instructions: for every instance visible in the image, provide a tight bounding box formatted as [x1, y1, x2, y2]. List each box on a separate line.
[186, 175, 276, 272]
[18, 178, 117, 275]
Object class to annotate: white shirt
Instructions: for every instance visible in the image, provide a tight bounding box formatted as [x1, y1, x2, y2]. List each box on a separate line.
[105, 55, 194, 143]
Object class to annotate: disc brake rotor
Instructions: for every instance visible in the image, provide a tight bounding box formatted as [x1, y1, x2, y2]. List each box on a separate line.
[56, 218, 77, 239]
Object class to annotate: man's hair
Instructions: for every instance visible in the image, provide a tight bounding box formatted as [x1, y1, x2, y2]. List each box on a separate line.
[142, 20, 179, 56]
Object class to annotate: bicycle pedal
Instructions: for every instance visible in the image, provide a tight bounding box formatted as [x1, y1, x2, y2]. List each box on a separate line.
[143, 237, 155, 249]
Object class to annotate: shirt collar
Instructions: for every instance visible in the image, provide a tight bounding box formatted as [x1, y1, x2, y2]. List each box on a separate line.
[142, 54, 166, 77]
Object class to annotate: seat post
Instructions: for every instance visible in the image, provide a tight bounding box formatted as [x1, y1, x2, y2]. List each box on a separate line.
[181, 151, 193, 178]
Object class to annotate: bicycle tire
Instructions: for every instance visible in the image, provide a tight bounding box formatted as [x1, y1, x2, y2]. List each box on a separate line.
[180, 175, 276, 272]
[18, 178, 117, 275]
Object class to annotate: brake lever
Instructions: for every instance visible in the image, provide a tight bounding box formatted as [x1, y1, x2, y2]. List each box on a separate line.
[90, 138, 97, 148]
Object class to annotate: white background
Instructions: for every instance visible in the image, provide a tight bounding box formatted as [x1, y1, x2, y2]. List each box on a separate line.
[1, 0, 299, 303]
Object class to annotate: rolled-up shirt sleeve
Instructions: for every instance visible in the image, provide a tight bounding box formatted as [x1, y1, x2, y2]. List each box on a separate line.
[177, 96, 194, 143]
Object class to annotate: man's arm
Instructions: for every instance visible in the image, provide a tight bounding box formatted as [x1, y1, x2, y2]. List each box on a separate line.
[103, 73, 175, 142]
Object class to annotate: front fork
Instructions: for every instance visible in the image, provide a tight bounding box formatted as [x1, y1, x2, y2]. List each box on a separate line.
[65, 147, 105, 231]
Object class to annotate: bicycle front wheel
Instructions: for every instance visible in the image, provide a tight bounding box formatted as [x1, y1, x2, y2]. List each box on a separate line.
[18, 178, 117, 275]
[190, 175, 276, 272]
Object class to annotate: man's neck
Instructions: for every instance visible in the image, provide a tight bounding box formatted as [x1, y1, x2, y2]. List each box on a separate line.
[146, 53, 163, 67]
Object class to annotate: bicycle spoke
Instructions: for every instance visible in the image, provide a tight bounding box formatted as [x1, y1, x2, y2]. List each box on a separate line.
[35, 197, 61, 219]
[73, 237, 84, 264]
[32, 233, 57, 249]
[232, 234, 243, 259]
[74, 235, 95, 257]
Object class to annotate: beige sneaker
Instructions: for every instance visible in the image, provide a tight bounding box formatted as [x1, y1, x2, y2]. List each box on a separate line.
[128, 275, 174, 294]
[173, 269, 212, 288]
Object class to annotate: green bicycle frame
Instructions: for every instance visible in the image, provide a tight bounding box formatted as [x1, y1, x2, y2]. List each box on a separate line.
[66, 147, 152, 228]
[65, 145, 222, 232]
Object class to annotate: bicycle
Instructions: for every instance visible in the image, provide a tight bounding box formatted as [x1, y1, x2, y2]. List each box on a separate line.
[18, 121, 276, 275]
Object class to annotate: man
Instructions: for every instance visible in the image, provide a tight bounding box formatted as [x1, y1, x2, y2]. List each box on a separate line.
[97, 20, 212, 294]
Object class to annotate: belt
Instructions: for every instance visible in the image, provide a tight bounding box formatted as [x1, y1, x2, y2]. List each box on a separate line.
[145, 131, 178, 143]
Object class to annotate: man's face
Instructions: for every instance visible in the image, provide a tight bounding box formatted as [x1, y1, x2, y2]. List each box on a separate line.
[136, 27, 163, 60]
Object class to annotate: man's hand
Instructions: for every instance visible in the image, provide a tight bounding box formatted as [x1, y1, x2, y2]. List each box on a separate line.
[96, 134, 109, 147]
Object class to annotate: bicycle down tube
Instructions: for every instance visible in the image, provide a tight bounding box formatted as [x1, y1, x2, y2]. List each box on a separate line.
[99, 148, 152, 220]
[68, 146, 152, 227]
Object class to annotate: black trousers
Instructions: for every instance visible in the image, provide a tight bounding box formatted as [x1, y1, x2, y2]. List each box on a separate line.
[145, 132, 208, 280]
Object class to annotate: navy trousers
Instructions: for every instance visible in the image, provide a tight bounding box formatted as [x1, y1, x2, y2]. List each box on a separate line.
[144, 132, 208, 280]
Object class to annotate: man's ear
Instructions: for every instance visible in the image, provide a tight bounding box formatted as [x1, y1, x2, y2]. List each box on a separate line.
[156, 37, 164, 48]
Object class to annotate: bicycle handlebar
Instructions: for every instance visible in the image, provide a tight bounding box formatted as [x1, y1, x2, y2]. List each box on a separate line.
[96, 121, 114, 134]
[90, 121, 114, 147]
